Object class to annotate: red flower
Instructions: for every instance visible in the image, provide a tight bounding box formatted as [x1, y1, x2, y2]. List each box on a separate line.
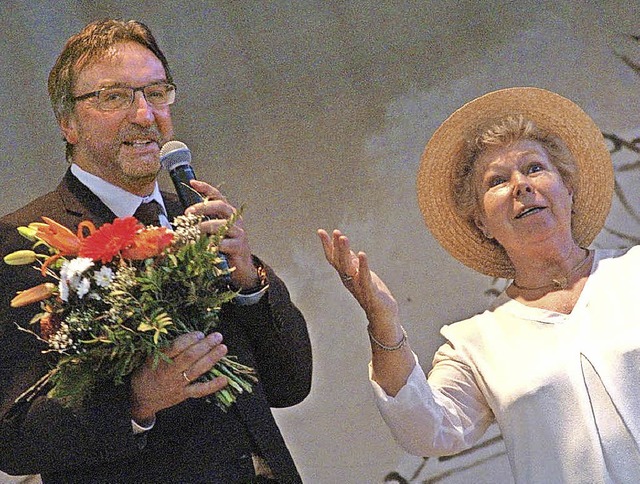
[79, 217, 142, 263]
[122, 227, 174, 260]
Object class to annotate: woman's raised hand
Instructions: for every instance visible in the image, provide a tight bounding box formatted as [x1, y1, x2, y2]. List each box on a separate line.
[317, 229, 398, 324]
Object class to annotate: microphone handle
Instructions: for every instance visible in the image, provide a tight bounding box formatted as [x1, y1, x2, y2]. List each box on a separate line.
[169, 166, 232, 285]
[170, 165, 205, 208]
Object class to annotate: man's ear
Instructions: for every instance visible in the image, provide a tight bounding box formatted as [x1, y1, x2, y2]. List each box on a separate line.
[59, 113, 79, 145]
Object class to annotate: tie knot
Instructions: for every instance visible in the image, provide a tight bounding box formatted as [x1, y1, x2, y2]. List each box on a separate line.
[133, 200, 163, 226]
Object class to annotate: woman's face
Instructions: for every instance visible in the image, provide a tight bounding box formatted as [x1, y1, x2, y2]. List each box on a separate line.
[472, 139, 574, 253]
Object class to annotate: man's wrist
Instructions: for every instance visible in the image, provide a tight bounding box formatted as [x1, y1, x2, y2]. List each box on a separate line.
[235, 257, 269, 305]
[239, 258, 268, 294]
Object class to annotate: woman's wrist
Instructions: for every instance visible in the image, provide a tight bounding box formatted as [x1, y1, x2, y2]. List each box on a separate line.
[367, 324, 407, 351]
[366, 314, 406, 349]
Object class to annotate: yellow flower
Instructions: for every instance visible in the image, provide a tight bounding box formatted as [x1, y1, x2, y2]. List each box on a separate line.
[11, 282, 57, 308]
[4, 250, 38, 265]
[138, 313, 173, 344]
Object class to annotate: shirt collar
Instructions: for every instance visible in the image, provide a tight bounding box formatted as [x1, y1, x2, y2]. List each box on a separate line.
[70, 163, 167, 219]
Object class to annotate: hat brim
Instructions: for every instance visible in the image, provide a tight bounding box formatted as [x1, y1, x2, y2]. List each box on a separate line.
[416, 87, 614, 279]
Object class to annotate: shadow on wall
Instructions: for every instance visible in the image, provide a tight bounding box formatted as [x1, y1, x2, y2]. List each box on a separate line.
[598, 33, 640, 248]
[388, 424, 512, 484]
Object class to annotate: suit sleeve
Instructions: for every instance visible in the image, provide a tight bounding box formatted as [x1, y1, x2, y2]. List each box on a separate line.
[222, 260, 312, 408]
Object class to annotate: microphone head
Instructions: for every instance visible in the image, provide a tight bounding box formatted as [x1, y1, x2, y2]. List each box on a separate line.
[160, 140, 191, 171]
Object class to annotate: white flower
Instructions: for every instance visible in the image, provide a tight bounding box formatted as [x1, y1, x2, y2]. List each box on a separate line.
[94, 266, 114, 288]
[75, 277, 91, 299]
[59, 279, 70, 302]
[50, 322, 73, 352]
[59, 258, 95, 299]
[60, 257, 94, 282]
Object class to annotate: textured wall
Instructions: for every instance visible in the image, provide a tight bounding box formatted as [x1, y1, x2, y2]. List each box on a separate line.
[1, 1, 639, 482]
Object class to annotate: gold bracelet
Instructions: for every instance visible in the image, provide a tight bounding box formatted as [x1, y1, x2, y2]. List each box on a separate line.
[367, 325, 407, 351]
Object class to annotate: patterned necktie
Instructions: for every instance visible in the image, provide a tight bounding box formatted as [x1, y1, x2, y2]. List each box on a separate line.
[133, 200, 163, 226]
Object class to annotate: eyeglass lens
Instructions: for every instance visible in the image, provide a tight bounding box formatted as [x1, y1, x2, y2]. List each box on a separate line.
[96, 84, 175, 110]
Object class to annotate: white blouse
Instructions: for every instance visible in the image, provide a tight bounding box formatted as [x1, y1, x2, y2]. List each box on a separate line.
[371, 246, 640, 484]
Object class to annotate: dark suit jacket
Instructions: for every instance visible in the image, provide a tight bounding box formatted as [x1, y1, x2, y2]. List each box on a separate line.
[0, 169, 312, 483]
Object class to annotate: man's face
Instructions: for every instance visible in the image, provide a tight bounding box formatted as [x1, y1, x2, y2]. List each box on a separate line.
[61, 41, 174, 195]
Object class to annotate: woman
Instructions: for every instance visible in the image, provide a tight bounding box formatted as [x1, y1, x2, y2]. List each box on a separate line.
[318, 87, 640, 483]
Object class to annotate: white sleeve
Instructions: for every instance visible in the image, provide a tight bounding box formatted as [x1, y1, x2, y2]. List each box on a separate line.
[369, 346, 494, 457]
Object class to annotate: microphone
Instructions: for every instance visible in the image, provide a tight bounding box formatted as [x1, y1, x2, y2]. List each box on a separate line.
[159, 140, 203, 209]
[160, 140, 231, 283]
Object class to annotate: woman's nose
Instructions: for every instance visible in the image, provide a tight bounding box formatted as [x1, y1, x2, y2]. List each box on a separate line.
[512, 172, 533, 197]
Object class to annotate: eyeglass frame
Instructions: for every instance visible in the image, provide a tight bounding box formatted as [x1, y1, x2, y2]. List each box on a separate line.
[70, 82, 176, 111]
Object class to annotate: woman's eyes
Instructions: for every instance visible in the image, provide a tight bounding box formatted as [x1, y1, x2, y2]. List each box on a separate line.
[527, 163, 543, 174]
[488, 176, 506, 188]
[486, 164, 544, 188]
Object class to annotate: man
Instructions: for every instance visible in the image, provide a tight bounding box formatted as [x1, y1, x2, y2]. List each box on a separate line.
[0, 19, 312, 483]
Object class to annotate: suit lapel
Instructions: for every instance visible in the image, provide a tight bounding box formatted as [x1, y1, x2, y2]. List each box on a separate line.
[57, 169, 118, 226]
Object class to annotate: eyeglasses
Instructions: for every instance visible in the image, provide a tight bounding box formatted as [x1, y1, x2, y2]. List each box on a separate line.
[71, 82, 176, 111]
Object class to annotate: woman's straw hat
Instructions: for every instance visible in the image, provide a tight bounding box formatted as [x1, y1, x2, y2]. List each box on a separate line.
[416, 87, 614, 279]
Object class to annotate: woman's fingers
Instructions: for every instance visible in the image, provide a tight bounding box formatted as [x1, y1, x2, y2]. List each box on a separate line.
[317, 229, 333, 262]
[318, 228, 363, 286]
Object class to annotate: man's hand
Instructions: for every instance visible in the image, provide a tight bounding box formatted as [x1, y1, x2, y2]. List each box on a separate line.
[185, 180, 261, 291]
[130, 331, 229, 426]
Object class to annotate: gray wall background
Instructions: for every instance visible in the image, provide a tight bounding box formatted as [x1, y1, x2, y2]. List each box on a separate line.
[1, 1, 639, 482]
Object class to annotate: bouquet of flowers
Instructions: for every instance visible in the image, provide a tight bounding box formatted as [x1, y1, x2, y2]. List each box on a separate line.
[4, 212, 257, 411]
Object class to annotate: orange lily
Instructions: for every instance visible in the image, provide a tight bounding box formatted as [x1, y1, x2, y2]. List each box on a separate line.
[11, 282, 57, 308]
[35, 218, 97, 275]
[36, 217, 83, 255]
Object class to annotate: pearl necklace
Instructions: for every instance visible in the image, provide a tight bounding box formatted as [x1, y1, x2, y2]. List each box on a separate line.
[511, 249, 592, 291]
